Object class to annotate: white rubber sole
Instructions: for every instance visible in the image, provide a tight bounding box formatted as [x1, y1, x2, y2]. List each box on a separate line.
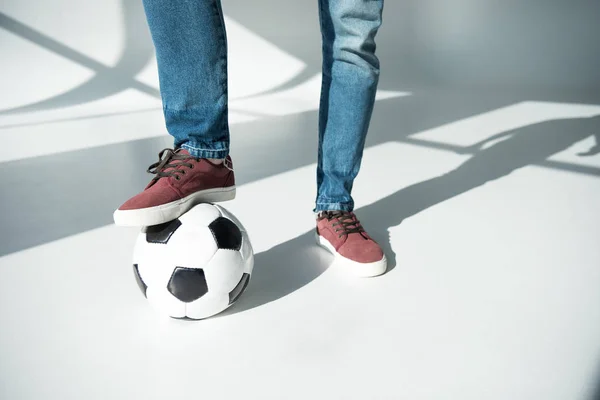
[316, 232, 387, 277]
[113, 186, 236, 227]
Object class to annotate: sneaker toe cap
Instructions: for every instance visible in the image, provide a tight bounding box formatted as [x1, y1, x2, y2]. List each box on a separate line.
[118, 188, 177, 211]
[339, 238, 384, 264]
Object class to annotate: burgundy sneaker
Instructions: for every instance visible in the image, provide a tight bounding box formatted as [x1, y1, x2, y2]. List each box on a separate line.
[316, 211, 387, 277]
[113, 148, 235, 226]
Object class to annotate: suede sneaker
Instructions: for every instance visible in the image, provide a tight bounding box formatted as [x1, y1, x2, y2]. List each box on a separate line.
[316, 211, 387, 277]
[113, 148, 235, 226]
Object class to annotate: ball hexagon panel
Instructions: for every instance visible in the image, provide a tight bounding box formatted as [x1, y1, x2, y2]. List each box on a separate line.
[179, 203, 222, 226]
[209, 217, 242, 251]
[203, 249, 245, 294]
[239, 233, 255, 274]
[167, 267, 209, 303]
[133, 235, 179, 288]
[161, 225, 219, 270]
[244, 253, 255, 276]
[185, 292, 230, 320]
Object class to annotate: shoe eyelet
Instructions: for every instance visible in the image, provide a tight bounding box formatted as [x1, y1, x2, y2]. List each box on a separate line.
[189, 164, 195, 169]
[175, 175, 181, 181]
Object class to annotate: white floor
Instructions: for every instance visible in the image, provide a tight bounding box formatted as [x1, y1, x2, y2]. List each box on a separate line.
[1, 2, 600, 400]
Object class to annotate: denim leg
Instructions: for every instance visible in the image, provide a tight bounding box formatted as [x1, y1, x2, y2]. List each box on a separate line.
[142, 0, 229, 159]
[315, 0, 383, 212]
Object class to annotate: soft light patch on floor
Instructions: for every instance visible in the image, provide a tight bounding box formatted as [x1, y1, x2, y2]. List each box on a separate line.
[412, 101, 600, 147]
[548, 135, 600, 168]
[0, 29, 96, 110]
[1, 0, 124, 68]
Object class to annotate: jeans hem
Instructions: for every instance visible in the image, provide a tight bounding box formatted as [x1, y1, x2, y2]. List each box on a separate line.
[313, 202, 354, 213]
[181, 143, 229, 159]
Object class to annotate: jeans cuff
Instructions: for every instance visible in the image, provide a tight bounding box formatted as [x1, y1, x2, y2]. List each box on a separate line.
[313, 201, 354, 213]
[181, 143, 229, 159]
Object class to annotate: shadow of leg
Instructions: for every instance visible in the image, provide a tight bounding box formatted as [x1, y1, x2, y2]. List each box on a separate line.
[355, 115, 600, 276]
[221, 229, 333, 315]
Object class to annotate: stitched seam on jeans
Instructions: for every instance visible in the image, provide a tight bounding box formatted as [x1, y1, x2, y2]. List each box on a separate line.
[182, 144, 229, 152]
[316, 202, 352, 207]
[317, 196, 350, 201]
[316, 201, 353, 207]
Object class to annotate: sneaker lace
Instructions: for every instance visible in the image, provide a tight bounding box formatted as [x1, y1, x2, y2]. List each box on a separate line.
[147, 148, 194, 182]
[321, 211, 366, 238]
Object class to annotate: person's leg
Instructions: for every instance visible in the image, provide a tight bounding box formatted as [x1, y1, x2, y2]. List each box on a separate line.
[142, 0, 230, 159]
[114, 0, 234, 227]
[315, 0, 383, 212]
[314, 0, 386, 277]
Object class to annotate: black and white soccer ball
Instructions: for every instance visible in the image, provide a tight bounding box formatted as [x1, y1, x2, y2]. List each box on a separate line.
[132, 203, 254, 320]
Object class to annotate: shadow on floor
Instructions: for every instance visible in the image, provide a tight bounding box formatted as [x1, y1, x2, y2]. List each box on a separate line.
[221, 230, 331, 316]
[224, 115, 600, 314]
[578, 132, 600, 157]
[589, 361, 600, 400]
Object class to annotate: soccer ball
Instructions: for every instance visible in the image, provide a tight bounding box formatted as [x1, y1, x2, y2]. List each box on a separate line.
[132, 203, 254, 319]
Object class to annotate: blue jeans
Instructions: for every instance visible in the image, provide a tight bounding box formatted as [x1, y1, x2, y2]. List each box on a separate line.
[142, 0, 383, 212]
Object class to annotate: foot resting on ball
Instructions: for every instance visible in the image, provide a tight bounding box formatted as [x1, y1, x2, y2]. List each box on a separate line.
[113, 148, 236, 227]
